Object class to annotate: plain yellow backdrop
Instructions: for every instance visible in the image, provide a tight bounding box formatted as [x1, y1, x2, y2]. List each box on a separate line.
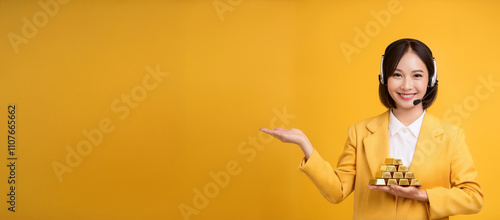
[1, 0, 499, 219]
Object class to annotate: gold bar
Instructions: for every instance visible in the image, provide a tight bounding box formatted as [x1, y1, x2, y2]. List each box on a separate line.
[410, 179, 422, 187]
[398, 165, 409, 172]
[379, 165, 388, 171]
[393, 159, 403, 165]
[379, 165, 397, 172]
[399, 179, 409, 186]
[381, 172, 392, 179]
[385, 158, 403, 165]
[385, 158, 395, 165]
[392, 172, 403, 179]
[404, 172, 415, 179]
[387, 179, 398, 186]
[375, 171, 383, 178]
[369, 179, 386, 185]
[387, 165, 397, 172]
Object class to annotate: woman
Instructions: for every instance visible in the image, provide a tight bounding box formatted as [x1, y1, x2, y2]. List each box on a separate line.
[260, 38, 483, 220]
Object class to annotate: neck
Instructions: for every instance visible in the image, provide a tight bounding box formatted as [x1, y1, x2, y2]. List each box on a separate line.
[392, 107, 424, 126]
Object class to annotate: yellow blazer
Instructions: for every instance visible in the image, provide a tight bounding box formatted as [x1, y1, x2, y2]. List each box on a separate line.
[299, 111, 483, 220]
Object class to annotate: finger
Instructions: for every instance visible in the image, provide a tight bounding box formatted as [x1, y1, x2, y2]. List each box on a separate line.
[274, 127, 285, 131]
[259, 128, 276, 135]
[259, 128, 285, 140]
[395, 185, 419, 195]
[367, 185, 391, 192]
[390, 185, 410, 194]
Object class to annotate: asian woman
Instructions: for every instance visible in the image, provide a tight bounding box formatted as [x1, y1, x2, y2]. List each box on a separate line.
[259, 38, 483, 220]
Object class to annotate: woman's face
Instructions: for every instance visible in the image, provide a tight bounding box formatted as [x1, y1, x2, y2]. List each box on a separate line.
[387, 51, 429, 110]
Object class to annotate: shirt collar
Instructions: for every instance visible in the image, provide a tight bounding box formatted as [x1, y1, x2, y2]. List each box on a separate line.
[389, 109, 426, 137]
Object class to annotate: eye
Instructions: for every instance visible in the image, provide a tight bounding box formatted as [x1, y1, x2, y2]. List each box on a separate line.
[414, 74, 423, 78]
[392, 73, 402, 77]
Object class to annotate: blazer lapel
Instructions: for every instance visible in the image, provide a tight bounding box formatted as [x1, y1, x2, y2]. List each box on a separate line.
[409, 112, 445, 181]
[363, 111, 390, 177]
[397, 112, 445, 218]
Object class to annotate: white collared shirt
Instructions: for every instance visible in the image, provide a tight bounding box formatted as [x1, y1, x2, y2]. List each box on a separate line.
[389, 109, 426, 167]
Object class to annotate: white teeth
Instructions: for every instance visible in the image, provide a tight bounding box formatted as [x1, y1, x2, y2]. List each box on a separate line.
[400, 94, 414, 98]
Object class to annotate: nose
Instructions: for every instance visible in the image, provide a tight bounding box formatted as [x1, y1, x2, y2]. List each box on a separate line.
[401, 76, 413, 90]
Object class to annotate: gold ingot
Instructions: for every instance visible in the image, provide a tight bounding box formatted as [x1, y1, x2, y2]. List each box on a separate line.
[371, 159, 422, 187]
[405, 172, 415, 179]
[379, 165, 386, 171]
[394, 159, 403, 165]
[387, 179, 398, 186]
[399, 179, 409, 186]
[384, 158, 395, 164]
[398, 165, 409, 172]
[379, 165, 397, 172]
[387, 165, 397, 172]
[379, 165, 388, 171]
[410, 179, 422, 187]
[381, 172, 392, 179]
[385, 158, 403, 165]
[392, 172, 404, 179]
[369, 179, 386, 185]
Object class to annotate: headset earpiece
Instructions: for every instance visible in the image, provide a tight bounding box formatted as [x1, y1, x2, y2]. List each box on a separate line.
[379, 55, 385, 85]
[430, 58, 437, 87]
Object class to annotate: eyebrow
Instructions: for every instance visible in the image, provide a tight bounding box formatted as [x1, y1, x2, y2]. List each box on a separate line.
[394, 68, 424, 73]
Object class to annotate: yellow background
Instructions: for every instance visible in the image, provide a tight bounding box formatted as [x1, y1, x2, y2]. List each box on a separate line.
[1, 0, 499, 219]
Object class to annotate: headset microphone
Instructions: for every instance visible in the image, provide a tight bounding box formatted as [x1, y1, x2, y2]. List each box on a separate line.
[413, 82, 438, 105]
[413, 99, 423, 106]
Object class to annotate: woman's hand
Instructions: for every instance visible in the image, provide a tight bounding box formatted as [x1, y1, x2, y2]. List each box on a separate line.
[367, 185, 429, 202]
[259, 127, 313, 160]
[259, 127, 307, 145]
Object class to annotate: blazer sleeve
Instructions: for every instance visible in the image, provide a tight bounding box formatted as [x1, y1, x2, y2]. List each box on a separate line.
[298, 125, 357, 204]
[425, 128, 484, 219]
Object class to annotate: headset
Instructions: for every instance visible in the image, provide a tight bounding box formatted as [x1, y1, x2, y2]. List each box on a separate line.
[379, 55, 437, 87]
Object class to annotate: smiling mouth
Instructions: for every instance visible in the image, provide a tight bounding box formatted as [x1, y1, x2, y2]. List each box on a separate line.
[398, 93, 416, 100]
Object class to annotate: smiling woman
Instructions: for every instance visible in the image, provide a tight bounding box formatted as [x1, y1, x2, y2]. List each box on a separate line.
[379, 39, 438, 111]
[260, 38, 484, 220]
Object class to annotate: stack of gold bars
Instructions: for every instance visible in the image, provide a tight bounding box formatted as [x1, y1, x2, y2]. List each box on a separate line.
[368, 158, 422, 187]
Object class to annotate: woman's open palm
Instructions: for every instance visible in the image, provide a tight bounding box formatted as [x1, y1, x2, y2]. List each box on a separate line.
[259, 127, 308, 146]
